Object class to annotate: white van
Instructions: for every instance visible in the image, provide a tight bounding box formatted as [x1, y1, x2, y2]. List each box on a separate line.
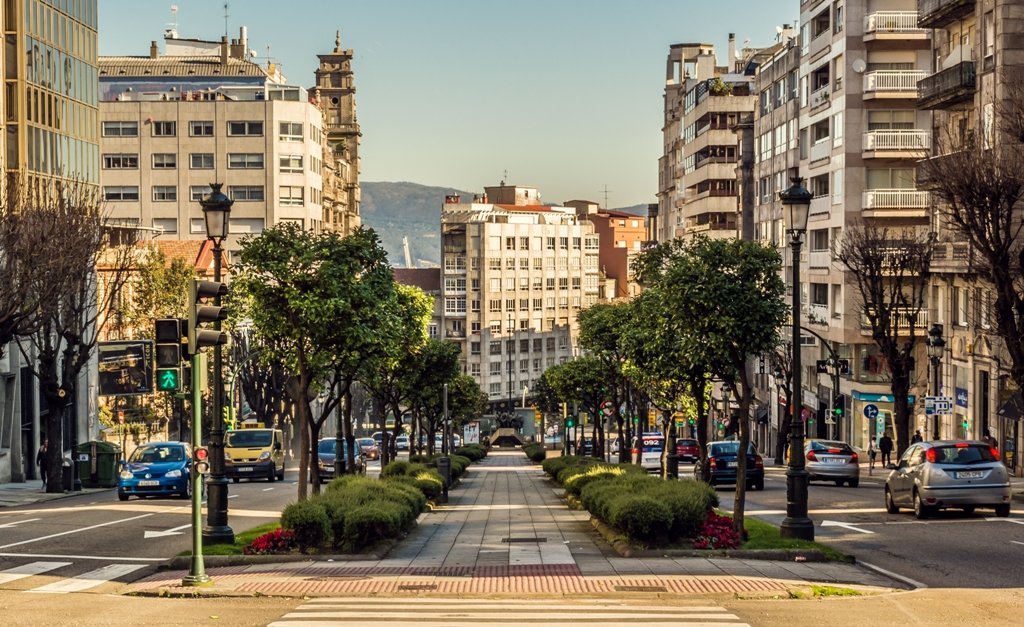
[632, 432, 664, 472]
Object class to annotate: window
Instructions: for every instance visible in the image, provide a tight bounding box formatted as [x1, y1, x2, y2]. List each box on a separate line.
[489, 299, 501, 313]
[558, 277, 568, 289]
[102, 154, 137, 169]
[103, 186, 139, 201]
[810, 228, 829, 251]
[984, 10, 995, 62]
[190, 153, 214, 169]
[152, 185, 177, 201]
[519, 257, 529, 270]
[152, 153, 176, 169]
[519, 236, 529, 250]
[546, 237, 555, 250]
[471, 278, 480, 291]
[151, 121, 176, 137]
[279, 186, 304, 206]
[102, 121, 138, 137]
[867, 110, 915, 131]
[866, 168, 915, 190]
[489, 362, 501, 376]
[505, 298, 515, 311]
[279, 122, 303, 141]
[228, 153, 264, 169]
[471, 299, 480, 312]
[228, 121, 263, 136]
[190, 121, 214, 136]
[559, 237, 568, 250]
[489, 341, 502, 355]
[533, 298, 542, 311]
[470, 342, 481, 355]
[190, 185, 212, 201]
[519, 298, 529, 311]
[489, 278, 501, 291]
[505, 278, 515, 291]
[229, 186, 265, 201]
[811, 283, 828, 306]
[505, 237, 516, 250]
[279, 154, 303, 173]
[519, 359, 528, 373]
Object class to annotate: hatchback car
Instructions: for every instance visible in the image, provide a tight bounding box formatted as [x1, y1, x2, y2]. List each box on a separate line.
[117, 442, 192, 501]
[395, 435, 410, 451]
[676, 438, 700, 463]
[316, 439, 364, 483]
[694, 440, 764, 490]
[632, 433, 664, 472]
[884, 440, 1011, 519]
[805, 439, 860, 487]
[357, 437, 380, 460]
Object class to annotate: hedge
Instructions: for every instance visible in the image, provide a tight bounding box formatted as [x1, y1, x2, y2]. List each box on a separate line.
[280, 498, 330, 553]
[522, 443, 546, 463]
[456, 444, 487, 461]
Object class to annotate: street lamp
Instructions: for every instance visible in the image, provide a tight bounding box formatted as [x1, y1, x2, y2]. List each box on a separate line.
[200, 183, 234, 545]
[779, 176, 814, 541]
[927, 323, 945, 440]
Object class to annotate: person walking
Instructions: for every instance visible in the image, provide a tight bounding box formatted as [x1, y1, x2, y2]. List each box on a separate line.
[911, 429, 923, 444]
[36, 438, 48, 489]
[879, 432, 894, 466]
[867, 439, 877, 474]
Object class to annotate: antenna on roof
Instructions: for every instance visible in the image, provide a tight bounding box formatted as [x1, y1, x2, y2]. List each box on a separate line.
[165, 4, 179, 40]
[223, 2, 229, 40]
[602, 184, 612, 209]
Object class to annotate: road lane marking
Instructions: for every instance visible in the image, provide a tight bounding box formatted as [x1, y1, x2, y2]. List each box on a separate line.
[262, 487, 275, 492]
[0, 561, 71, 584]
[27, 563, 146, 594]
[144, 523, 191, 539]
[821, 520, 875, 534]
[0, 552, 164, 562]
[0, 518, 41, 528]
[986, 517, 1024, 525]
[0, 513, 154, 550]
[1011, 541, 1024, 546]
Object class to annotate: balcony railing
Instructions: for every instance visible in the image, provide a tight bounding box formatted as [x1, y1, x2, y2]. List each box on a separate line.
[863, 189, 930, 209]
[918, 0, 975, 29]
[863, 129, 931, 152]
[865, 11, 925, 34]
[862, 307, 928, 333]
[810, 139, 832, 162]
[864, 70, 927, 94]
[809, 195, 830, 216]
[808, 250, 832, 269]
[810, 84, 831, 108]
[918, 61, 976, 109]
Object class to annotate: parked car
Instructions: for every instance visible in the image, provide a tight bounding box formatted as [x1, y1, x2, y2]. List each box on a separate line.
[316, 438, 364, 483]
[805, 439, 860, 487]
[357, 437, 380, 460]
[694, 440, 764, 490]
[575, 437, 595, 456]
[632, 433, 664, 472]
[676, 438, 700, 463]
[395, 435, 410, 451]
[117, 442, 192, 501]
[884, 440, 1010, 519]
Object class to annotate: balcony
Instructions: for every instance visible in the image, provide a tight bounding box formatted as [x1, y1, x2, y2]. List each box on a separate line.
[446, 329, 466, 339]
[864, 11, 929, 41]
[931, 241, 975, 273]
[918, 0, 975, 29]
[810, 138, 832, 163]
[864, 70, 927, 99]
[861, 307, 929, 335]
[809, 195, 831, 216]
[918, 61, 976, 110]
[808, 250, 832, 269]
[863, 129, 930, 157]
[862, 189, 930, 218]
[809, 84, 831, 110]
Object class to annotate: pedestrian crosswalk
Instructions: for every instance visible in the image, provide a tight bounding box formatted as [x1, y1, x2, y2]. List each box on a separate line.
[0, 560, 148, 594]
[269, 597, 751, 626]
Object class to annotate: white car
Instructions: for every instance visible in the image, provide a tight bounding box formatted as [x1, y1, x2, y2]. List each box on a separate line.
[632, 433, 664, 472]
[395, 435, 410, 451]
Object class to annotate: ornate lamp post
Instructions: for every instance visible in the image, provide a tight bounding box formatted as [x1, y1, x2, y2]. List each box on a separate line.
[779, 177, 814, 541]
[200, 183, 234, 545]
[927, 323, 945, 440]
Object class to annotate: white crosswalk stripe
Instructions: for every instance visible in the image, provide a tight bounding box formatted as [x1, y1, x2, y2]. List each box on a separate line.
[269, 597, 750, 626]
[0, 561, 71, 585]
[0, 560, 146, 594]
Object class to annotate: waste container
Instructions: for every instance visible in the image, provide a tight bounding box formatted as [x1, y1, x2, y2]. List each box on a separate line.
[76, 441, 122, 488]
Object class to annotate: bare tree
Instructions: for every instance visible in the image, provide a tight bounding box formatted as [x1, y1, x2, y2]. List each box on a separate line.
[834, 223, 934, 455]
[18, 181, 137, 492]
[768, 342, 793, 465]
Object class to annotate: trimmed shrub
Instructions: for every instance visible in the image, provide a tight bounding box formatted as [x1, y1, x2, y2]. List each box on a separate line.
[522, 443, 546, 463]
[608, 495, 673, 545]
[381, 460, 412, 478]
[409, 454, 432, 464]
[541, 456, 571, 478]
[413, 469, 444, 500]
[281, 498, 331, 553]
[456, 445, 486, 461]
[341, 502, 406, 552]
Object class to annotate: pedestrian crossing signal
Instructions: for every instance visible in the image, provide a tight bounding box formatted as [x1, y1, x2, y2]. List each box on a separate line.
[155, 367, 180, 392]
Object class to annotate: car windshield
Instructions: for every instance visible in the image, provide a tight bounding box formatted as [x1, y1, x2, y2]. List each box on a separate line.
[809, 441, 853, 453]
[710, 442, 755, 456]
[932, 444, 998, 465]
[357, 438, 375, 446]
[129, 445, 183, 463]
[317, 440, 349, 455]
[226, 431, 272, 447]
[679, 439, 698, 446]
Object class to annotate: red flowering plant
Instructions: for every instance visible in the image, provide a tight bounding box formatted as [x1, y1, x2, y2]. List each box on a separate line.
[691, 511, 742, 550]
[244, 528, 297, 555]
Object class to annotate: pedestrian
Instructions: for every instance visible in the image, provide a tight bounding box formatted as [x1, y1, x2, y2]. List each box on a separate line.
[984, 429, 998, 450]
[879, 432, 894, 466]
[36, 438, 48, 488]
[867, 439, 877, 474]
[911, 429, 923, 444]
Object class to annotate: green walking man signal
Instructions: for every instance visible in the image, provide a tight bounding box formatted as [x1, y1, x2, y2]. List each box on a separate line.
[156, 368, 180, 391]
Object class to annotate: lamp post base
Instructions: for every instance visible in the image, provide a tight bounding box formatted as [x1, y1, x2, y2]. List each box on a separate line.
[779, 517, 815, 540]
[202, 477, 234, 545]
[180, 573, 213, 587]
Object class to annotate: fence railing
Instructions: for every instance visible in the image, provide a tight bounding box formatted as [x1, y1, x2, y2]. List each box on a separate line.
[864, 129, 931, 151]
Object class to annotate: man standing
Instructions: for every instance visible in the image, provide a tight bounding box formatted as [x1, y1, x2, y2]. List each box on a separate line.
[879, 432, 894, 466]
[36, 438, 48, 488]
[911, 430, 923, 444]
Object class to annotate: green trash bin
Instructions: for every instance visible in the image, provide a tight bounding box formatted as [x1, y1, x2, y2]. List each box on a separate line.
[76, 441, 122, 488]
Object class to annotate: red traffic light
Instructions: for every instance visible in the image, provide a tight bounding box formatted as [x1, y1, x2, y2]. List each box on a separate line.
[194, 447, 209, 461]
[193, 447, 211, 474]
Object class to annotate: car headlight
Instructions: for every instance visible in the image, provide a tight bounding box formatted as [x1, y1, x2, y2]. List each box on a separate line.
[258, 451, 271, 461]
[223, 452, 232, 462]
[165, 469, 182, 478]
[119, 470, 133, 479]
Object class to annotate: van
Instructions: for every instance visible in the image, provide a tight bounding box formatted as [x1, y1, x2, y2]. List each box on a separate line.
[224, 425, 286, 482]
[632, 432, 664, 472]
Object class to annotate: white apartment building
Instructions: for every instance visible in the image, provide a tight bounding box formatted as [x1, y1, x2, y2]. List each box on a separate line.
[440, 185, 601, 412]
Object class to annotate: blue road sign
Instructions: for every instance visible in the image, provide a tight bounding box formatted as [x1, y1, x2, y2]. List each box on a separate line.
[863, 404, 879, 420]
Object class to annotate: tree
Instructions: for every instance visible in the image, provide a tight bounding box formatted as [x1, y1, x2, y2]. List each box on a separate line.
[542, 357, 609, 456]
[578, 302, 633, 462]
[19, 182, 137, 492]
[768, 341, 794, 465]
[404, 339, 461, 454]
[834, 223, 934, 455]
[110, 245, 193, 339]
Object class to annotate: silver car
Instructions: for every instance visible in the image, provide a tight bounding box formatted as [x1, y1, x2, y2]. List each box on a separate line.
[805, 440, 860, 487]
[884, 440, 1011, 519]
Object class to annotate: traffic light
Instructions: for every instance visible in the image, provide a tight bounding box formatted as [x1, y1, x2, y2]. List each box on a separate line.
[566, 416, 575, 429]
[188, 279, 228, 351]
[154, 318, 182, 392]
[193, 446, 211, 474]
[833, 394, 846, 419]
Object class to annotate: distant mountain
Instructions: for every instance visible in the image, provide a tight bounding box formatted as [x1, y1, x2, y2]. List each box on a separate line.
[360, 181, 647, 267]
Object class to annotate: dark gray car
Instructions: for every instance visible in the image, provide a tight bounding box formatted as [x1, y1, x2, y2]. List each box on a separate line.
[884, 440, 1010, 519]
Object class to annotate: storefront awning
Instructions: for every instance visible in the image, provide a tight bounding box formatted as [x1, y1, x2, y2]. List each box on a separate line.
[998, 393, 1024, 422]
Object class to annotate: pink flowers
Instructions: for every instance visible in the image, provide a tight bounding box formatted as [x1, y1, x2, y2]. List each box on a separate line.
[244, 528, 296, 555]
[691, 512, 742, 550]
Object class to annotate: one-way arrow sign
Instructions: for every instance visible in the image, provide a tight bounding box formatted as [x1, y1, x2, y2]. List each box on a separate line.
[144, 523, 191, 539]
[821, 520, 874, 534]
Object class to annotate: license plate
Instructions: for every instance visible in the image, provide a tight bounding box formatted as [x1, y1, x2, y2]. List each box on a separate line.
[823, 458, 846, 464]
[138, 480, 159, 486]
[958, 470, 983, 479]
[726, 461, 737, 468]
[238, 467, 253, 472]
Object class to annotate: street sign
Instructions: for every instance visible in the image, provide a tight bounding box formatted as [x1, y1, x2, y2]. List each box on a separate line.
[117, 410, 125, 425]
[924, 396, 953, 416]
[98, 340, 154, 396]
[863, 404, 879, 420]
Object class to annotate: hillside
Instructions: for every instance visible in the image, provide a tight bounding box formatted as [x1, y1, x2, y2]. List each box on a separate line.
[360, 181, 648, 267]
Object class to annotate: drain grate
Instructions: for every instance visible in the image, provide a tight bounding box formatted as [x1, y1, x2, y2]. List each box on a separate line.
[614, 585, 668, 593]
[397, 584, 438, 591]
[501, 537, 547, 543]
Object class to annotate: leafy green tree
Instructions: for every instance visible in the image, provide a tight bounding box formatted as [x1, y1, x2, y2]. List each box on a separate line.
[542, 356, 609, 456]
[404, 339, 461, 454]
[112, 246, 193, 338]
[578, 302, 633, 462]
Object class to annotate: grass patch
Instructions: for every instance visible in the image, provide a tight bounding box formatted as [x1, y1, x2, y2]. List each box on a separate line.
[177, 522, 281, 557]
[810, 585, 861, 597]
[741, 515, 849, 561]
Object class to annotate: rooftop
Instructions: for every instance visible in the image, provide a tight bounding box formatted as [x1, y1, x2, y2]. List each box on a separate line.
[392, 268, 441, 292]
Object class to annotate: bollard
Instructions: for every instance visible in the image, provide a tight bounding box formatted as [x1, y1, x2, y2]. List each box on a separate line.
[436, 456, 451, 504]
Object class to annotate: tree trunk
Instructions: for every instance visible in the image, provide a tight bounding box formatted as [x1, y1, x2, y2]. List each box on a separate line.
[308, 407, 322, 495]
[42, 388, 69, 493]
[692, 376, 711, 483]
[344, 392, 356, 474]
[892, 368, 912, 456]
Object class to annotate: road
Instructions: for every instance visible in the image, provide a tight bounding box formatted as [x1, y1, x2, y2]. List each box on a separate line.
[714, 464, 1024, 589]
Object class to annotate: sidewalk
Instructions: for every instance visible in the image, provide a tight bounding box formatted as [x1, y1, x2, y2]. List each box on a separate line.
[0, 480, 107, 508]
[129, 450, 901, 598]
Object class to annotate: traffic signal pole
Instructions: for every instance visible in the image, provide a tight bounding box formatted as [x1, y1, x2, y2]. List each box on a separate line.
[182, 354, 211, 587]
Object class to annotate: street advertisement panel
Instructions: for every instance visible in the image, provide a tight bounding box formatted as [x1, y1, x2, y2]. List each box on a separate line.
[98, 340, 154, 396]
[464, 421, 480, 445]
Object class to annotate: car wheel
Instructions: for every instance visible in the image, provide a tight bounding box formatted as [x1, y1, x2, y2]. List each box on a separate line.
[277, 464, 285, 481]
[835, 479, 844, 487]
[961, 505, 975, 514]
[118, 490, 129, 502]
[179, 479, 192, 500]
[753, 479, 764, 491]
[267, 466, 275, 482]
[913, 490, 931, 519]
[996, 504, 1011, 517]
[884, 488, 899, 514]
[849, 478, 859, 488]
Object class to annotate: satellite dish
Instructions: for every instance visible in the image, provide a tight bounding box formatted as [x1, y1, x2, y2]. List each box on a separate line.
[852, 58, 867, 73]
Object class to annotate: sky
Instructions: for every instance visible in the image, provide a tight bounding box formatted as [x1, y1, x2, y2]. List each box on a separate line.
[98, 1, 796, 208]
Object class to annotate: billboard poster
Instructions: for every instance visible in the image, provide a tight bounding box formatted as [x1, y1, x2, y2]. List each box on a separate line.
[463, 421, 480, 445]
[98, 340, 154, 396]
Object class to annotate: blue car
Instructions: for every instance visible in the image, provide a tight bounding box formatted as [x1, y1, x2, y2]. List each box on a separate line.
[117, 442, 193, 501]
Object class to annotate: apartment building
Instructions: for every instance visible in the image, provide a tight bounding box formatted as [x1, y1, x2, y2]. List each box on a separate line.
[440, 185, 601, 414]
[0, 0, 100, 483]
[919, 0, 1023, 465]
[563, 200, 648, 300]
